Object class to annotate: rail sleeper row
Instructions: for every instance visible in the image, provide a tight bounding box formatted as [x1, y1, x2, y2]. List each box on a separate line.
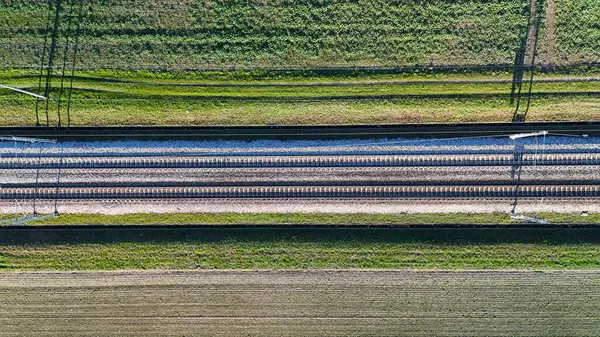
[2, 153, 600, 168]
[3, 185, 600, 199]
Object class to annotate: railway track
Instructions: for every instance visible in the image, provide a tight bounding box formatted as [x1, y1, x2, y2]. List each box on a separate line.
[3, 185, 600, 199]
[4, 178, 599, 188]
[2, 153, 600, 169]
[2, 135, 599, 207]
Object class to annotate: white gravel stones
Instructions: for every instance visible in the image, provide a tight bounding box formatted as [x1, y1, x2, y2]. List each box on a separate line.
[1, 135, 600, 157]
[1, 135, 599, 215]
[1, 198, 598, 215]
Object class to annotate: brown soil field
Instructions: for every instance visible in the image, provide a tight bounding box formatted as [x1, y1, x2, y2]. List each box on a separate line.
[1, 270, 599, 336]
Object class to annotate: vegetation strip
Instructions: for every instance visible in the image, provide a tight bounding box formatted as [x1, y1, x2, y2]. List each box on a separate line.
[1, 228, 600, 270]
[0, 212, 597, 227]
[2, 68, 600, 127]
[3, 0, 598, 69]
[2, 1, 599, 126]
[2, 224, 599, 230]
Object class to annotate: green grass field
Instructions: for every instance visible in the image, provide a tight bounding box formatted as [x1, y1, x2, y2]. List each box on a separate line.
[1, 212, 596, 227]
[1, 228, 599, 270]
[0, 0, 529, 68]
[1, 0, 599, 126]
[2, 68, 600, 126]
[2, 0, 598, 69]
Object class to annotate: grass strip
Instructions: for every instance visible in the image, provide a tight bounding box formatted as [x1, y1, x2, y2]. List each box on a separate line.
[2, 69, 600, 126]
[1, 228, 599, 270]
[2, 94, 600, 126]
[0, 212, 596, 226]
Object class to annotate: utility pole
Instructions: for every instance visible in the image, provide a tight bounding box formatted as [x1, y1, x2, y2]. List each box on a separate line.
[0, 84, 48, 100]
[508, 131, 548, 225]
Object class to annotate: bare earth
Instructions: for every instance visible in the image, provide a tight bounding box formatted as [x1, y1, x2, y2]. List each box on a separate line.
[1, 270, 599, 336]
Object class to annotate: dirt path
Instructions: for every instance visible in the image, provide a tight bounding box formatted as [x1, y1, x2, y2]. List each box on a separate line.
[541, 0, 558, 65]
[1, 270, 599, 336]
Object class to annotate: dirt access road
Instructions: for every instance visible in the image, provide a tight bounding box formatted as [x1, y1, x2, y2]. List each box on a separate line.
[1, 270, 599, 336]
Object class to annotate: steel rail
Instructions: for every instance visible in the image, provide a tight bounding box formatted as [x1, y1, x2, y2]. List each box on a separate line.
[2, 153, 599, 169]
[3, 185, 600, 199]
[3, 179, 599, 189]
[4, 147, 600, 159]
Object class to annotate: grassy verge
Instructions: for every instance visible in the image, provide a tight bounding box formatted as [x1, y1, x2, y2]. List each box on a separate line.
[1, 69, 600, 126]
[0, 212, 596, 226]
[1, 228, 599, 270]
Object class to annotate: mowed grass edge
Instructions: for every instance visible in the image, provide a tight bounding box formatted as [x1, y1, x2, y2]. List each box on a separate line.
[2, 68, 600, 126]
[0, 212, 597, 226]
[1, 228, 599, 270]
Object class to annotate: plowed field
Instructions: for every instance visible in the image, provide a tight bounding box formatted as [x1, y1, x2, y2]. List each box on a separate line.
[1, 270, 599, 336]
